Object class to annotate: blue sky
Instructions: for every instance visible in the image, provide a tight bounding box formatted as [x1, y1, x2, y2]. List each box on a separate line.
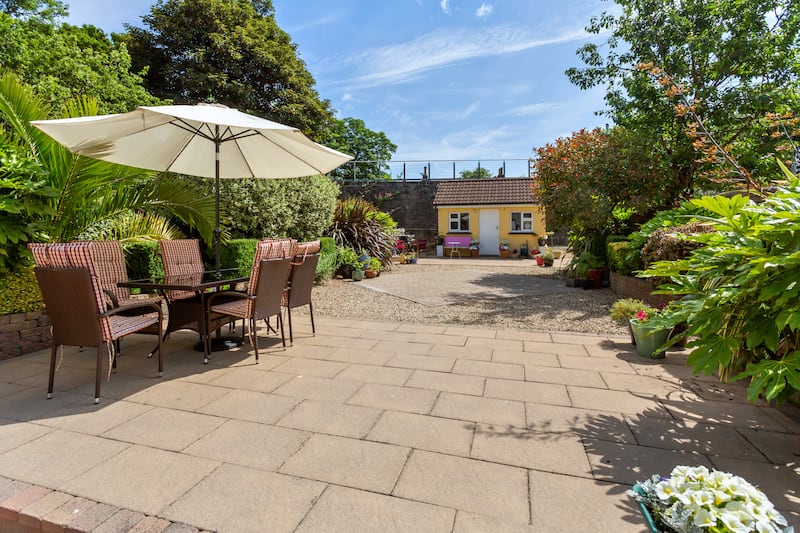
[65, 0, 613, 178]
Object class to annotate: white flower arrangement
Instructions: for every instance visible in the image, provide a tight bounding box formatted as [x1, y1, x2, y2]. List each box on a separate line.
[628, 465, 792, 533]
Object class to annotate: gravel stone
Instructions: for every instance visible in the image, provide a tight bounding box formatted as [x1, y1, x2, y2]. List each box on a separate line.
[310, 259, 627, 337]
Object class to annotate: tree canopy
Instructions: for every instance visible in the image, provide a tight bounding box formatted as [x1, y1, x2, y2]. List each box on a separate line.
[122, 0, 334, 139]
[566, 0, 800, 191]
[458, 167, 494, 179]
[0, 11, 162, 115]
[533, 127, 671, 238]
[323, 117, 397, 180]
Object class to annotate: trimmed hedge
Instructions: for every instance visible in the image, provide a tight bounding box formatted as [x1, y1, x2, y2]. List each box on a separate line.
[125, 241, 164, 280]
[0, 266, 44, 314]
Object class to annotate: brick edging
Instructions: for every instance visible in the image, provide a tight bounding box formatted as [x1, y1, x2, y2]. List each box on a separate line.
[0, 311, 51, 361]
[0, 477, 203, 533]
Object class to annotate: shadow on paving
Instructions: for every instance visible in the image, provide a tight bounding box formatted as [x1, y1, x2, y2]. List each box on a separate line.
[471, 344, 800, 525]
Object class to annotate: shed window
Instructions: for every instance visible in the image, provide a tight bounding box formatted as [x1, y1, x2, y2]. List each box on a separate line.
[449, 212, 470, 232]
[510, 212, 533, 232]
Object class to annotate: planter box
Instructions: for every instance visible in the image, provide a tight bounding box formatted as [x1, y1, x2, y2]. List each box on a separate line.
[610, 272, 677, 307]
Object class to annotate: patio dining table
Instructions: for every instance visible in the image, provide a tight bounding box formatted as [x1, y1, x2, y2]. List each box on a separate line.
[118, 268, 250, 363]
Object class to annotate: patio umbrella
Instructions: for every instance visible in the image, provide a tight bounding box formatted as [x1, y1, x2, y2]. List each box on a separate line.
[31, 104, 353, 271]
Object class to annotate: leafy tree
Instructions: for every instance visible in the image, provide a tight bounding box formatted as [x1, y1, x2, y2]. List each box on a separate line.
[0, 0, 65, 22]
[533, 127, 670, 239]
[323, 117, 396, 180]
[0, 73, 217, 264]
[123, 0, 334, 138]
[0, 12, 162, 114]
[458, 166, 493, 179]
[566, 0, 800, 191]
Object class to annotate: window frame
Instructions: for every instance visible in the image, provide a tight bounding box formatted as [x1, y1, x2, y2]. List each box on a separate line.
[509, 211, 534, 233]
[448, 212, 471, 232]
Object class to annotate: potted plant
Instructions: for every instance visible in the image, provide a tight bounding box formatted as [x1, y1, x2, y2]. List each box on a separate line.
[609, 298, 650, 344]
[435, 233, 445, 256]
[535, 253, 545, 266]
[542, 251, 554, 266]
[364, 257, 382, 278]
[499, 239, 510, 258]
[337, 246, 359, 279]
[469, 240, 480, 257]
[629, 465, 790, 533]
[574, 251, 604, 289]
[628, 306, 671, 358]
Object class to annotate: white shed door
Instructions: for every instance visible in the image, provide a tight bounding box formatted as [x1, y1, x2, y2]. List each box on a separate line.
[479, 210, 499, 256]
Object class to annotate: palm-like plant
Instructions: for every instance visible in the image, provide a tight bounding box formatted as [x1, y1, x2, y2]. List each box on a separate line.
[329, 197, 396, 264]
[0, 73, 217, 257]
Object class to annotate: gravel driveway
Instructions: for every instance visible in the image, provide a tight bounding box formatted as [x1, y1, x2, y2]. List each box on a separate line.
[312, 256, 628, 336]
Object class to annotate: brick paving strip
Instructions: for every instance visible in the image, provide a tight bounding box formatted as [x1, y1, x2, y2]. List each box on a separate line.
[0, 478, 201, 532]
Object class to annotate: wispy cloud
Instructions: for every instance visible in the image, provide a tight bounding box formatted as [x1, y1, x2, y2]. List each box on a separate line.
[461, 101, 480, 119]
[440, 0, 451, 15]
[476, 3, 493, 18]
[337, 25, 593, 90]
[506, 102, 564, 116]
[284, 15, 340, 34]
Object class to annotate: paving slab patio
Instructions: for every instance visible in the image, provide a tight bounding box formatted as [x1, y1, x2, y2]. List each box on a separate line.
[0, 316, 798, 532]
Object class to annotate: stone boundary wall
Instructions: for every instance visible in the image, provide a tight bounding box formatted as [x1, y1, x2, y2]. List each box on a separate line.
[337, 179, 440, 242]
[0, 311, 50, 361]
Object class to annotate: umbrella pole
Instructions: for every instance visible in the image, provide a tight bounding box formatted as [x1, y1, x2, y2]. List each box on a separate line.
[214, 132, 221, 275]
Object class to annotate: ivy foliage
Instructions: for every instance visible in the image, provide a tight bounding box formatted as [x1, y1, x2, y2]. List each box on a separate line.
[642, 166, 800, 402]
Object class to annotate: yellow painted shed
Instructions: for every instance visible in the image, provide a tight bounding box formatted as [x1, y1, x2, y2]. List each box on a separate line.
[433, 178, 546, 256]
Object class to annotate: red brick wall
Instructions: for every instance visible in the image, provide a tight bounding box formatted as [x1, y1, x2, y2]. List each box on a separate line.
[0, 312, 50, 361]
[609, 272, 677, 307]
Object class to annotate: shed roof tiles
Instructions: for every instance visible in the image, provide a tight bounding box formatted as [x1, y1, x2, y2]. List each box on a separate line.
[433, 178, 537, 206]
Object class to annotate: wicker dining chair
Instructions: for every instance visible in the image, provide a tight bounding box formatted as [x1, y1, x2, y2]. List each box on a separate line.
[208, 253, 292, 361]
[281, 240, 320, 343]
[29, 242, 163, 404]
[89, 240, 162, 351]
[158, 239, 205, 301]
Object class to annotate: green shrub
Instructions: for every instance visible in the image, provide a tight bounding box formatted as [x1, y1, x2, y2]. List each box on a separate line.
[643, 171, 800, 403]
[607, 241, 638, 275]
[209, 175, 339, 241]
[609, 298, 649, 326]
[0, 267, 44, 314]
[220, 239, 258, 270]
[315, 237, 338, 283]
[625, 201, 708, 268]
[124, 241, 163, 280]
